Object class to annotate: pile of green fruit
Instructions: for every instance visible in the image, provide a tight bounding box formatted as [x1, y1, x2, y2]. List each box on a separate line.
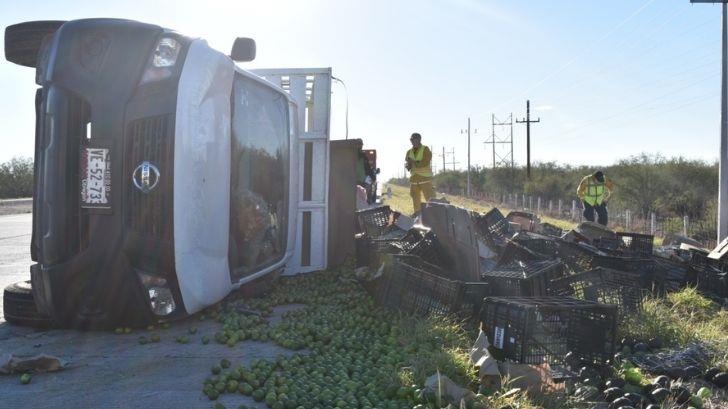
[200, 270, 478, 408]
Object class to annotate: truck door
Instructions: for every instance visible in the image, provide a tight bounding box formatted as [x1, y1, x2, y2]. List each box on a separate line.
[229, 73, 290, 280]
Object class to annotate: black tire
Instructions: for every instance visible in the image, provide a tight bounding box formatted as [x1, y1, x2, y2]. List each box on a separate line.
[3, 280, 52, 328]
[4, 20, 66, 67]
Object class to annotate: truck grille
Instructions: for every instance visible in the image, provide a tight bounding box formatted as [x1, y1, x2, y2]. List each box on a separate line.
[126, 115, 174, 239]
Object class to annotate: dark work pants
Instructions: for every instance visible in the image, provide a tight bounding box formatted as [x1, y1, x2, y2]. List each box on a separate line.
[583, 201, 608, 226]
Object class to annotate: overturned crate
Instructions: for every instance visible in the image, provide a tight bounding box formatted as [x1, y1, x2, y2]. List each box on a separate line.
[480, 296, 617, 365]
[652, 255, 694, 293]
[367, 228, 452, 270]
[689, 251, 728, 301]
[476, 208, 511, 250]
[355, 205, 403, 238]
[512, 231, 561, 259]
[547, 267, 644, 314]
[481, 259, 566, 297]
[366, 255, 489, 317]
[558, 241, 657, 290]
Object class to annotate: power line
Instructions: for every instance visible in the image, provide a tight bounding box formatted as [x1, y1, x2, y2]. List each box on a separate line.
[556, 70, 719, 139]
[489, 0, 658, 115]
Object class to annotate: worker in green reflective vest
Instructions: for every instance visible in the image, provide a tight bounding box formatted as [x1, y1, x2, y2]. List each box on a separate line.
[405, 133, 434, 215]
[576, 170, 615, 226]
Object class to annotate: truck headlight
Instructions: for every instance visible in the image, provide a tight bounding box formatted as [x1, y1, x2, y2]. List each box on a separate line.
[137, 271, 176, 316]
[139, 37, 181, 84]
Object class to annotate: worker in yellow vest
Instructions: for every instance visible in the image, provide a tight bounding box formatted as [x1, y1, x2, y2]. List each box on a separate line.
[576, 170, 614, 226]
[405, 133, 434, 215]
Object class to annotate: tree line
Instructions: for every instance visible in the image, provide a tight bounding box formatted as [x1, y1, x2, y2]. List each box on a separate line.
[0, 157, 33, 199]
[389, 153, 718, 221]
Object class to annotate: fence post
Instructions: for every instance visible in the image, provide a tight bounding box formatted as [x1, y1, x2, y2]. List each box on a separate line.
[514, 194, 518, 209]
[572, 200, 577, 221]
[548, 200, 553, 215]
[625, 210, 631, 231]
[558, 199, 562, 216]
[529, 196, 533, 211]
[522, 194, 526, 210]
[537, 197, 541, 215]
[683, 215, 689, 237]
[650, 212, 656, 235]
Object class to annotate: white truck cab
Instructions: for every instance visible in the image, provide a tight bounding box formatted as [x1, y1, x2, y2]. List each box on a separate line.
[3, 19, 333, 327]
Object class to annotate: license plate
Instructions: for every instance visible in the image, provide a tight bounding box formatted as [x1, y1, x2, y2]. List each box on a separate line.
[80, 147, 111, 209]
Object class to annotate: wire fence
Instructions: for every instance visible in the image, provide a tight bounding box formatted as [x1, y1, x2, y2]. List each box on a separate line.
[451, 189, 717, 249]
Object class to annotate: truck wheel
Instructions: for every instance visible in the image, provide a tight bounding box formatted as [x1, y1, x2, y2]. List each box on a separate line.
[4, 21, 65, 67]
[3, 281, 52, 328]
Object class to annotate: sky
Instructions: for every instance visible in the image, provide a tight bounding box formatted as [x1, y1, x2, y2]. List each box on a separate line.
[0, 0, 724, 181]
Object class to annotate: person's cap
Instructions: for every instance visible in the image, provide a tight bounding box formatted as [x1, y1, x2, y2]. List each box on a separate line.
[594, 170, 605, 182]
[410, 133, 421, 141]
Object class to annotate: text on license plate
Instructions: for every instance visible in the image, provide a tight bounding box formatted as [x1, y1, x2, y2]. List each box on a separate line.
[80, 148, 111, 208]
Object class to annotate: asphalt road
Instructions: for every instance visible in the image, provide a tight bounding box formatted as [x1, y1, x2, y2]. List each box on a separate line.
[0, 213, 33, 317]
[0, 213, 286, 408]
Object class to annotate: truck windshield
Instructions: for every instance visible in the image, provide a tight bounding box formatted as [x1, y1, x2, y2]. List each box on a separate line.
[229, 74, 289, 278]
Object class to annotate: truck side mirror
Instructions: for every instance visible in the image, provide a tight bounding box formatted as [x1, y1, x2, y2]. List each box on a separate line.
[376, 168, 381, 174]
[231, 38, 256, 62]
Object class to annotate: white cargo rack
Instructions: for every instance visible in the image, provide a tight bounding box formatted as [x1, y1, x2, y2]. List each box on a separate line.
[251, 68, 332, 274]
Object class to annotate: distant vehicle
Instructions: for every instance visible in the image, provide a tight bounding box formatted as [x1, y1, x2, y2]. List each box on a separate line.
[3, 19, 337, 328]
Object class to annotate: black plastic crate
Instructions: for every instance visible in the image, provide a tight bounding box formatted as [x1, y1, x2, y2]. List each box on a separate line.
[406, 231, 453, 269]
[476, 208, 510, 249]
[355, 206, 400, 238]
[479, 296, 617, 365]
[653, 255, 694, 292]
[558, 241, 657, 290]
[481, 260, 566, 297]
[496, 240, 550, 266]
[513, 232, 561, 259]
[369, 228, 425, 254]
[593, 237, 622, 255]
[695, 265, 728, 301]
[366, 255, 489, 317]
[617, 232, 654, 257]
[547, 268, 644, 314]
[540, 223, 564, 238]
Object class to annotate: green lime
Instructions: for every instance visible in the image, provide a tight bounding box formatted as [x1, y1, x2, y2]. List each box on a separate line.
[20, 373, 31, 385]
[202, 335, 210, 345]
[220, 358, 231, 369]
[212, 365, 222, 375]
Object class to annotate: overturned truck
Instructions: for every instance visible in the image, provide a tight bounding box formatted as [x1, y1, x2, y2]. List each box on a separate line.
[3, 19, 367, 328]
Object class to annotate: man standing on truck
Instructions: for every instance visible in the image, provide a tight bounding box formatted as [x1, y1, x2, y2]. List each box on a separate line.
[576, 170, 614, 226]
[405, 133, 434, 215]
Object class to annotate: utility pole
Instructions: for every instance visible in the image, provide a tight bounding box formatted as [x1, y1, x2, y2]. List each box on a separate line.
[441, 147, 446, 174]
[516, 100, 540, 179]
[691, 0, 728, 241]
[441, 148, 457, 172]
[467, 118, 471, 197]
[460, 118, 473, 196]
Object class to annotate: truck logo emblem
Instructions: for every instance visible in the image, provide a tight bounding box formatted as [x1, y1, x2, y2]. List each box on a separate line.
[132, 161, 160, 193]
